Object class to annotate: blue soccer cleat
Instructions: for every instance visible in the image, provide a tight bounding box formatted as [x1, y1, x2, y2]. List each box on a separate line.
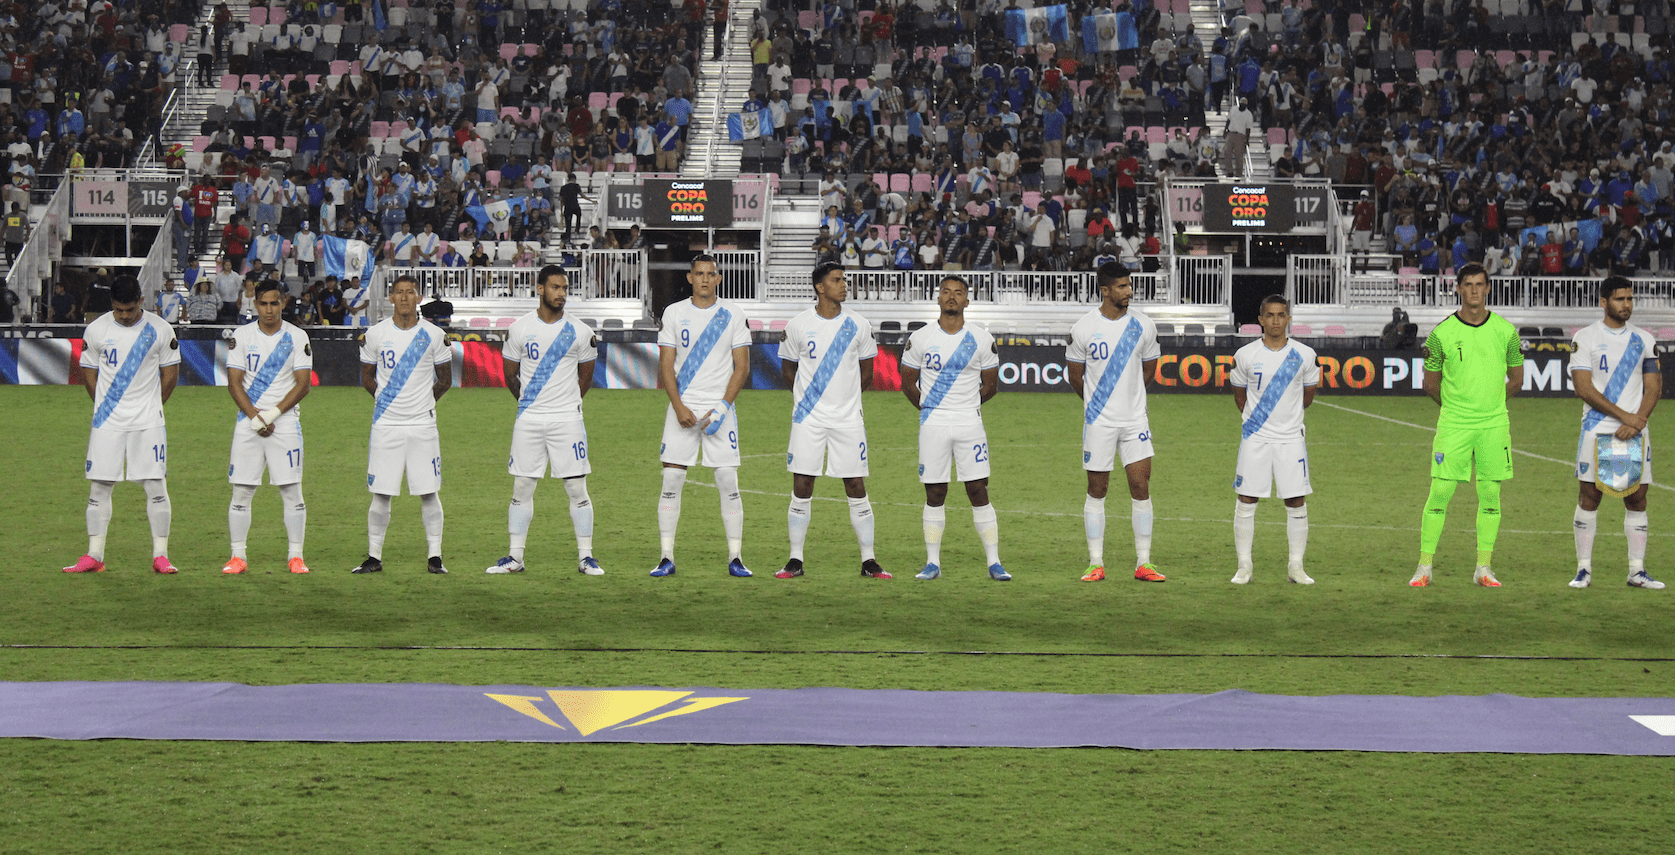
[578, 557, 604, 576]
[1569, 568, 1591, 589]
[915, 563, 941, 580]
[649, 558, 677, 577]
[727, 558, 752, 577]
[1629, 570, 1666, 590]
[988, 563, 1011, 581]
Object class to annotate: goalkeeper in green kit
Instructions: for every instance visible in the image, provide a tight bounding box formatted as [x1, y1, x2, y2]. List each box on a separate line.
[1412, 263, 1525, 588]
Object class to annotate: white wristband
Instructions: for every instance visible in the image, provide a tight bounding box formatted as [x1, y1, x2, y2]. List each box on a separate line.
[258, 407, 282, 427]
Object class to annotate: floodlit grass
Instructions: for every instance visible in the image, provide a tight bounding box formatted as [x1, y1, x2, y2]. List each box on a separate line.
[2, 385, 1672, 853]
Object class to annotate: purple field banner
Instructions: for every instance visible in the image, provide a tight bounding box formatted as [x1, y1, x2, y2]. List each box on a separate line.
[3, 682, 1674, 754]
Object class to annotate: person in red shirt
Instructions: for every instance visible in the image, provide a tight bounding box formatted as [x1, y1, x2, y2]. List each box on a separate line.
[1086, 207, 1115, 241]
[1114, 150, 1140, 229]
[1541, 229, 1564, 274]
[191, 178, 219, 255]
[1065, 157, 1092, 190]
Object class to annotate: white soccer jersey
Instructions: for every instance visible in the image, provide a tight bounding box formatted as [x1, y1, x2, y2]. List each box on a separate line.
[80, 311, 180, 432]
[658, 298, 751, 408]
[1570, 320, 1657, 434]
[778, 306, 878, 428]
[902, 321, 999, 426]
[1065, 308, 1160, 428]
[1230, 338, 1320, 442]
[229, 321, 315, 413]
[501, 313, 598, 421]
[360, 318, 451, 427]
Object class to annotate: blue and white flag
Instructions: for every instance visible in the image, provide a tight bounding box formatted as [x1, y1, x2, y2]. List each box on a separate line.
[1082, 13, 1122, 53]
[727, 109, 773, 142]
[321, 235, 372, 280]
[1006, 4, 1070, 47]
[465, 197, 528, 233]
[372, 0, 388, 31]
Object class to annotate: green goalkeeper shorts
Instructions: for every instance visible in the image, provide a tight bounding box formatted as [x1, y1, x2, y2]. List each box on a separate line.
[1431, 424, 1514, 481]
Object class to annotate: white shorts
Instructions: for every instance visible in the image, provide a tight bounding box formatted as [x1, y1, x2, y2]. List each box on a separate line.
[1082, 421, 1154, 472]
[1234, 437, 1313, 499]
[787, 421, 870, 478]
[660, 403, 740, 468]
[229, 414, 304, 486]
[85, 425, 168, 482]
[509, 416, 592, 479]
[918, 420, 991, 484]
[1577, 428, 1654, 484]
[368, 422, 442, 495]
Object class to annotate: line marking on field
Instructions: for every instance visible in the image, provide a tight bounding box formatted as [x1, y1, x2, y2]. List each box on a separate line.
[1317, 400, 1675, 493]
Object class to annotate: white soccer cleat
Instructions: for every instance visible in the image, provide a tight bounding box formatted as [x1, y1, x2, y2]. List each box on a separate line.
[1569, 568, 1591, 589]
[1230, 565, 1252, 585]
[1409, 565, 1432, 587]
[486, 556, 525, 575]
[578, 557, 604, 576]
[1287, 564, 1315, 585]
[1628, 570, 1666, 590]
[1474, 566, 1502, 587]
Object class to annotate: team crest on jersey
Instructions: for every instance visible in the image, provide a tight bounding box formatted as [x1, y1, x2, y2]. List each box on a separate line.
[903, 340, 912, 352]
[228, 464, 235, 477]
[991, 341, 999, 353]
[1083, 451, 1091, 463]
[86, 460, 92, 472]
[169, 338, 179, 350]
[787, 452, 794, 466]
[918, 464, 925, 476]
[367, 474, 375, 486]
[1434, 452, 1445, 464]
[1579, 461, 1590, 475]
[589, 335, 598, 348]
[1234, 475, 1243, 488]
[303, 343, 312, 356]
[660, 443, 666, 454]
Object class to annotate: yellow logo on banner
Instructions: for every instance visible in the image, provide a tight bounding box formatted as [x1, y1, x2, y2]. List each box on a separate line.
[484, 690, 749, 736]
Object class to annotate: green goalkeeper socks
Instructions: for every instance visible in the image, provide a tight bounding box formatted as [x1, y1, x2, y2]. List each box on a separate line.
[1475, 479, 1503, 560]
[1419, 477, 1459, 558]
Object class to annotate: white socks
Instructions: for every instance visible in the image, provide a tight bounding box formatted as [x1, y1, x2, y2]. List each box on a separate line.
[1626, 510, 1649, 573]
[278, 483, 306, 560]
[1084, 495, 1105, 565]
[1131, 497, 1153, 566]
[508, 476, 537, 562]
[1286, 504, 1308, 566]
[972, 503, 1000, 566]
[367, 493, 392, 559]
[787, 495, 812, 560]
[86, 480, 115, 561]
[849, 496, 876, 561]
[564, 477, 594, 558]
[714, 466, 744, 561]
[658, 467, 686, 560]
[923, 504, 946, 565]
[419, 492, 444, 556]
[1574, 505, 1597, 570]
[1233, 500, 1256, 568]
[229, 484, 257, 560]
[141, 479, 171, 557]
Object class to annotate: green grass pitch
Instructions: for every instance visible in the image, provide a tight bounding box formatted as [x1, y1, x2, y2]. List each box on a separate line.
[2, 384, 1672, 853]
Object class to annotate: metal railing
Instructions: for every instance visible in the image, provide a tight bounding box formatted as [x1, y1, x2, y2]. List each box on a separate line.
[382, 250, 647, 301]
[138, 216, 177, 311]
[5, 181, 71, 321]
[837, 269, 1172, 305]
[709, 250, 761, 300]
[1288, 253, 1675, 309]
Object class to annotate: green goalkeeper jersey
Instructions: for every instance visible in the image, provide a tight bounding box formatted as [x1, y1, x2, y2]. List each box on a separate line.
[1423, 312, 1524, 429]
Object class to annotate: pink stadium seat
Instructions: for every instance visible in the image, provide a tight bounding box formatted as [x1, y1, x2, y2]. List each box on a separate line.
[221, 74, 239, 90]
[1022, 191, 1042, 209]
[1456, 49, 1476, 69]
[1118, 65, 1137, 82]
[1239, 324, 1260, 335]
[1349, 14, 1364, 32]
[242, 74, 261, 90]
[495, 318, 515, 328]
[748, 319, 765, 331]
[1247, 0, 1264, 13]
[469, 317, 490, 328]
[192, 135, 211, 152]
[485, 170, 501, 187]
[269, 7, 286, 25]
[258, 136, 276, 151]
[767, 320, 788, 331]
[305, 74, 320, 88]
[588, 91, 608, 113]
[832, 78, 849, 93]
[1146, 127, 1165, 144]
[1325, 324, 1349, 336]
[1415, 50, 1435, 68]
[911, 173, 933, 193]
[1291, 324, 1313, 335]
[249, 7, 267, 25]
[281, 136, 297, 152]
[873, 172, 888, 188]
[499, 107, 520, 120]
[1657, 327, 1675, 341]
[329, 60, 350, 76]
[1266, 127, 1287, 145]
[370, 121, 390, 137]
[858, 11, 873, 24]
[1495, 50, 1515, 67]
[521, 44, 538, 57]
[793, 78, 811, 95]
[890, 173, 910, 193]
[608, 92, 624, 111]
[499, 43, 519, 61]
[798, 11, 818, 28]
[170, 24, 189, 43]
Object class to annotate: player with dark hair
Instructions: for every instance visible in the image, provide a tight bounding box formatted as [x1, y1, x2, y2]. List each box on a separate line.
[775, 262, 888, 579]
[901, 276, 1008, 580]
[1412, 262, 1524, 587]
[1568, 276, 1664, 589]
[1067, 262, 1164, 583]
[650, 254, 753, 577]
[488, 265, 604, 576]
[222, 279, 314, 575]
[353, 273, 453, 575]
[65, 275, 183, 575]
[1228, 294, 1319, 584]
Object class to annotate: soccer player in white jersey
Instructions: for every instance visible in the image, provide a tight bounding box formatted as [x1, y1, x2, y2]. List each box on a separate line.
[223, 281, 314, 576]
[1569, 276, 1664, 590]
[352, 274, 453, 575]
[1066, 262, 1165, 583]
[1228, 295, 1319, 584]
[64, 276, 182, 575]
[900, 276, 1008, 581]
[650, 254, 753, 578]
[776, 262, 889, 579]
[486, 265, 605, 576]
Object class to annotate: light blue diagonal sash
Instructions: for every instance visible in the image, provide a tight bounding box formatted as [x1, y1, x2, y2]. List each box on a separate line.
[792, 316, 859, 425]
[918, 331, 978, 425]
[1241, 348, 1304, 439]
[517, 323, 576, 418]
[675, 307, 733, 395]
[1083, 320, 1144, 425]
[372, 329, 434, 423]
[1583, 334, 1645, 432]
[236, 332, 294, 421]
[92, 324, 157, 429]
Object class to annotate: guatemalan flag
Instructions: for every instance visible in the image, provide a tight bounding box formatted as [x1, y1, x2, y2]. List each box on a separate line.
[727, 109, 773, 142]
[466, 197, 528, 235]
[321, 235, 372, 281]
[1082, 13, 1122, 53]
[1006, 4, 1070, 47]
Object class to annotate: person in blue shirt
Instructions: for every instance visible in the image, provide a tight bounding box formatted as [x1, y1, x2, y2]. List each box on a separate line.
[1418, 235, 1440, 274]
[57, 100, 86, 141]
[24, 101, 48, 141]
[1042, 106, 1065, 160]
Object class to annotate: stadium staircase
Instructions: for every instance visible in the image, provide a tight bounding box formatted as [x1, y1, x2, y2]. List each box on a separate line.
[149, 1, 248, 170]
[1187, 0, 1273, 179]
[679, 1, 757, 181]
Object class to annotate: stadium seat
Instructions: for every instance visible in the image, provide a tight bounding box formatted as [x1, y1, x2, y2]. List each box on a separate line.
[1325, 325, 1349, 336]
[1292, 324, 1313, 335]
[1155, 323, 1175, 335]
[250, 7, 267, 25]
[1238, 324, 1260, 335]
[747, 319, 764, 331]
[911, 173, 933, 193]
[767, 320, 788, 331]
[170, 23, 189, 43]
[269, 7, 286, 25]
[602, 319, 624, 329]
[221, 74, 239, 90]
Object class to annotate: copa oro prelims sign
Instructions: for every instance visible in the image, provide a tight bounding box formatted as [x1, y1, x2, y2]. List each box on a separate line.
[1201, 182, 1296, 232]
[640, 179, 734, 227]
